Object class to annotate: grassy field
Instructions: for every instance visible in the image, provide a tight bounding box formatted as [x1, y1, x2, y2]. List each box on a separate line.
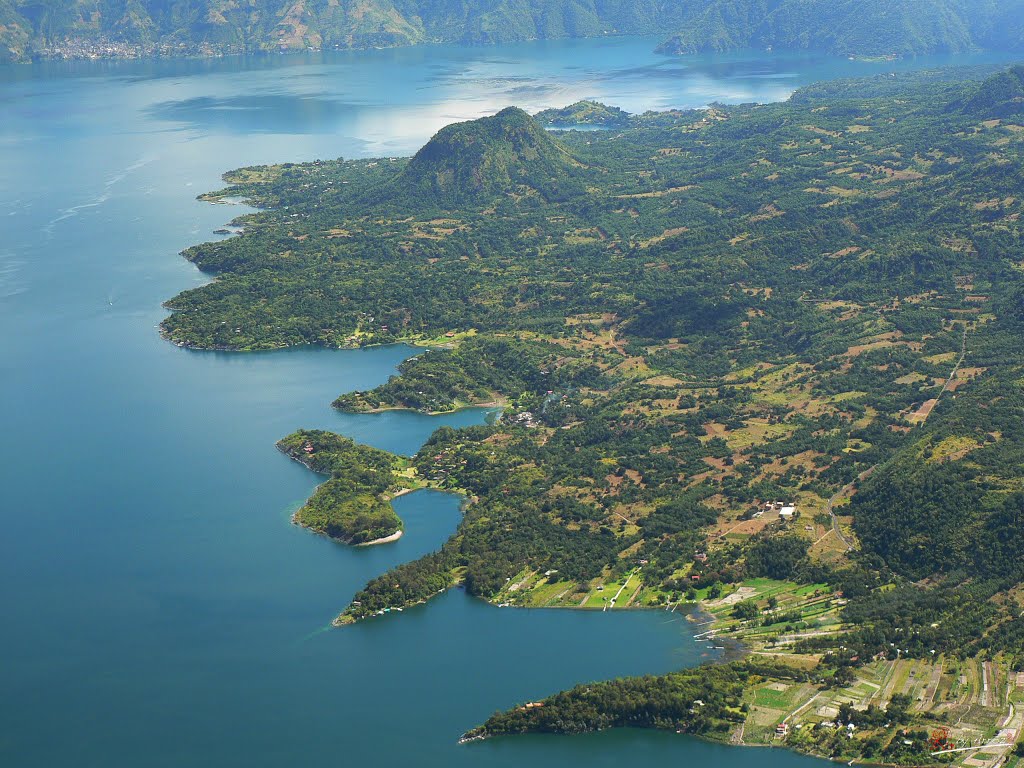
[701, 583, 1024, 766]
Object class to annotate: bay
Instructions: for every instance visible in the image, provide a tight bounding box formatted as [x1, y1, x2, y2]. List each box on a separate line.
[0, 35, 1015, 767]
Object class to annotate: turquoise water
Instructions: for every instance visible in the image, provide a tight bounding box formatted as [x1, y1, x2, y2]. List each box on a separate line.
[1, 36, 1017, 767]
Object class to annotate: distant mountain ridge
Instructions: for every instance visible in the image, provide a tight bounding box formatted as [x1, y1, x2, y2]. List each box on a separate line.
[657, 0, 1024, 58]
[0, 0, 693, 63]
[3, 0, 1024, 64]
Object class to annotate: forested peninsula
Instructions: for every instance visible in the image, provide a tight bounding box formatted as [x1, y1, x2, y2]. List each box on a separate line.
[278, 430, 412, 544]
[165, 65, 1024, 764]
[3, 0, 1024, 64]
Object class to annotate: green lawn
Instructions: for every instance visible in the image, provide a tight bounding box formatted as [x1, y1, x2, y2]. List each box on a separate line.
[752, 685, 799, 709]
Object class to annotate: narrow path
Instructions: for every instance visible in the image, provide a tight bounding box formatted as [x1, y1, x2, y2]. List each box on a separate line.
[931, 744, 1013, 756]
[872, 660, 898, 706]
[783, 685, 821, 725]
[825, 475, 863, 552]
[923, 660, 943, 709]
[717, 516, 765, 539]
[604, 569, 638, 612]
[939, 324, 969, 397]
[811, 527, 834, 546]
[731, 720, 746, 745]
[547, 587, 572, 606]
[624, 580, 644, 607]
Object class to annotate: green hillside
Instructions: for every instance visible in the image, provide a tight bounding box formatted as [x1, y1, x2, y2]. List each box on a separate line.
[963, 63, 1024, 116]
[165, 63, 1024, 628]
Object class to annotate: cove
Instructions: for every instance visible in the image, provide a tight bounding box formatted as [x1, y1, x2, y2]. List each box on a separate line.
[1, 34, 1018, 767]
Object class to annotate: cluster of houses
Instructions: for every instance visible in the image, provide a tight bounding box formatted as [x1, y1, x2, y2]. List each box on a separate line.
[506, 410, 539, 427]
[817, 721, 857, 732]
[426, 447, 468, 481]
[775, 720, 857, 740]
[753, 500, 798, 520]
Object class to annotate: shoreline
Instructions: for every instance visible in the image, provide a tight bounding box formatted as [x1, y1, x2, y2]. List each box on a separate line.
[159, 332, 507, 376]
[15, 33, 665, 67]
[337, 396, 508, 417]
[289, 506, 403, 548]
[279, 446, 908, 767]
[356, 529, 403, 546]
[459, 722, 852, 766]
[178, 151, 937, 768]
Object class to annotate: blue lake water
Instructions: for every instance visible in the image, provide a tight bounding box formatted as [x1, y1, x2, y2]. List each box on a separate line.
[1, 35, 1017, 767]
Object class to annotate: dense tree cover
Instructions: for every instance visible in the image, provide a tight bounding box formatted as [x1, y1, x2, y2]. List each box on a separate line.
[829, 248, 1024, 666]
[467, 657, 948, 762]
[176, 66, 1024, 667]
[341, 548, 459, 618]
[335, 335, 604, 413]
[963, 64, 1024, 117]
[466, 660, 805, 739]
[277, 430, 404, 543]
[744, 534, 810, 580]
[165, 66, 1023, 352]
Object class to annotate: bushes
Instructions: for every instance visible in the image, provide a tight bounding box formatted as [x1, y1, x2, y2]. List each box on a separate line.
[745, 535, 811, 581]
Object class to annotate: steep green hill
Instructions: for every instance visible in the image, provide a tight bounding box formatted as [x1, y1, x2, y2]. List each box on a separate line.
[963, 64, 1024, 117]
[396, 106, 582, 206]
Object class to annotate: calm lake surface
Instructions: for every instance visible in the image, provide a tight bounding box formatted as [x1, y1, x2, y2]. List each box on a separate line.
[1, 36, 1016, 767]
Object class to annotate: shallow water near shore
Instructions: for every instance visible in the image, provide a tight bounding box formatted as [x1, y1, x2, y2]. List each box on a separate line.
[1, 36, 1016, 767]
